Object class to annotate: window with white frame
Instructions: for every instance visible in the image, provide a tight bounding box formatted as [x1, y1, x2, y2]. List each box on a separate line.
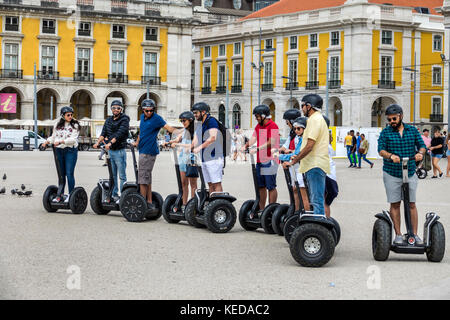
[264, 61, 272, 84]
[111, 50, 124, 75]
[290, 36, 298, 50]
[265, 39, 273, 49]
[381, 30, 393, 45]
[432, 97, 441, 114]
[233, 64, 241, 86]
[309, 58, 318, 82]
[381, 56, 392, 81]
[112, 24, 125, 39]
[204, 66, 211, 88]
[331, 31, 340, 46]
[145, 27, 158, 41]
[41, 46, 55, 74]
[204, 46, 211, 58]
[144, 52, 157, 77]
[433, 67, 442, 85]
[330, 56, 340, 81]
[78, 22, 91, 37]
[219, 44, 226, 56]
[5, 16, 19, 32]
[42, 19, 56, 34]
[218, 65, 226, 87]
[310, 34, 318, 48]
[234, 42, 241, 55]
[433, 35, 442, 51]
[77, 48, 90, 74]
[4, 43, 19, 70]
[288, 59, 297, 82]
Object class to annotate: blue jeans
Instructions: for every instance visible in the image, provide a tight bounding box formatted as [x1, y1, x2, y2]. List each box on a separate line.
[55, 147, 78, 194]
[305, 167, 326, 216]
[358, 153, 373, 167]
[109, 149, 127, 197]
[347, 146, 356, 165]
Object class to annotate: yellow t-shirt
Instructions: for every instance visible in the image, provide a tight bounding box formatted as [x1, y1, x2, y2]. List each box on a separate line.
[299, 112, 330, 174]
[345, 135, 353, 146]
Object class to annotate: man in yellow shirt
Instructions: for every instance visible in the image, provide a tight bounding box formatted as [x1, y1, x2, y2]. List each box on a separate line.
[283, 94, 330, 216]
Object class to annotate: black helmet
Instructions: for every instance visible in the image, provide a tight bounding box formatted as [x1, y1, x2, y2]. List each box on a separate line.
[111, 100, 123, 108]
[60, 106, 74, 117]
[283, 108, 302, 124]
[323, 115, 330, 128]
[253, 104, 271, 118]
[385, 104, 403, 116]
[301, 94, 323, 110]
[192, 102, 210, 113]
[293, 116, 307, 129]
[179, 111, 194, 121]
[141, 99, 156, 109]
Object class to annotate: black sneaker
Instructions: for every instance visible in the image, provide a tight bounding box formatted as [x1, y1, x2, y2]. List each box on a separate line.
[147, 202, 155, 210]
[439, 173, 443, 178]
[431, 176, 438, 179]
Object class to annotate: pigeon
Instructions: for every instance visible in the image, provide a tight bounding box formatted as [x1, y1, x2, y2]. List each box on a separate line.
[2, 174, 6, 181]
[21, 184, 26, 191]
[0, 187, 5, 194]
[11, 189, 17, 195]
[16, 191, 24, 196]
[24, 191, 32, 196]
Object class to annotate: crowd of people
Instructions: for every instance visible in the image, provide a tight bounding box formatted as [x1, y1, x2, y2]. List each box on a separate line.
[344, 130, 374, 169]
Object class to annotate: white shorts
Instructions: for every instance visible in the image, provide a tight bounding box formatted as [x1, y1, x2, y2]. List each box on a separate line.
[201, 158, 224, 184]
[290, 164, 305, 188]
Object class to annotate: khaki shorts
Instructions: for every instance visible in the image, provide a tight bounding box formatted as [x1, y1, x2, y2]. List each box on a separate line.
[138, 154, 156, 185]
[383, 171, 418, 203]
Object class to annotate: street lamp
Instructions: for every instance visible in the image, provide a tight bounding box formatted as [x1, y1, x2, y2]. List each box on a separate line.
[282, 75, 294, 109]
[440, 53, 450, 131]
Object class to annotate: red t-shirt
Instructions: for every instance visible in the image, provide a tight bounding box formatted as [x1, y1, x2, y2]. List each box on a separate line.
[252, 119, 280, 163]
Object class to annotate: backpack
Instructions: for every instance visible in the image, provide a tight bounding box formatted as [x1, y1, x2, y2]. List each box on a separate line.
[205, 116, 231, 167]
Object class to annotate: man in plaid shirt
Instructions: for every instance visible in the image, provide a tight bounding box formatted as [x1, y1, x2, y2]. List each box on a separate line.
[378, 104, 426, 245]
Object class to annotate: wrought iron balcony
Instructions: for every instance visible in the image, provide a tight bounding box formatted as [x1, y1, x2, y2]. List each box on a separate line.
[41, 0, 59, 8]
[201, 87, 211, 94]
[305, 81, 319, 90]
[111, 0, 128, 14]
[5, 24, 19, 32]
[0, 69, 23, 79]
[430, 114, 443, 123]
[141, 76, 161, 85]
[216, 86, 226, 94]
[78, 29, 90, 37]
[285, 82, 298, 90]
[38, 70, 59, 80]
[108, 74, 128, 84]
[73, 72, 94, 82]
[231, 85, 242, 93]
[378, 80, 396, 89]
[3, 0, 21, 4]
[262, 83, 273, 91]
[77, 0, 94, 10]
[112, 31, 125, 39]
[42, 26, 56, 34]
[328, 80, 341, 89]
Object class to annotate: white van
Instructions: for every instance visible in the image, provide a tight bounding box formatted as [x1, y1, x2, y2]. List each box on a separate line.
[0, 129, 46, 150]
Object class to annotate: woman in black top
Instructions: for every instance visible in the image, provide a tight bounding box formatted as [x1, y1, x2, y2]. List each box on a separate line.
[429, 129, 445, 178]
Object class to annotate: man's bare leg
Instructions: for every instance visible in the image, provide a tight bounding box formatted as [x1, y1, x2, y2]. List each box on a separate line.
[389, 202, 402, 235]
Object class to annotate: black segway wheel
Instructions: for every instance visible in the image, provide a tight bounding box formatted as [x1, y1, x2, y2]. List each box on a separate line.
[416, 168, 427, 180]
[120, 191, 148, 222]
[90, 186, 110, 215]
[426, 221, 445, 262]
[372, 219, 391, 261]
[283, 214, 299, 243]
[289, 223, 336, 267]
[184, 198, 206, 228]
[271, 204, 290, 236]
[162, 194, 180, 224]
[261, 203, 279, 234]
[43, 185, 58, 213]
[204, 199, 237, 233]
[328, 217, 341, 246]
[146, 192, 163, 220]
[238, 200, 258, 231]
[69, 187, 88, 214]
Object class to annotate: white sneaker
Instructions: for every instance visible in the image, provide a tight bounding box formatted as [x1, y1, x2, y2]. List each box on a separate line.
[63, 195, 70, 203]
[414, 235, 424, 245]
[52, 196, 61, 203]
[394, 235, 404, 245]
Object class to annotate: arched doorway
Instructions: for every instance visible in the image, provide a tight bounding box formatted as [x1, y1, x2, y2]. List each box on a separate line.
[0, 87, 22, 120]
[218, 104, 225, 124]
[372, 97, 396, 127]
[137, 92, 159, 120]
[37, 88, 58, 120]
[262, 98, 276, 121]
[105, 91, 127, 119]
[329, 97, 342, 126]
[70, 90, 92, 120]
[287, 98, 299, 110]
[232, 104, 241, 129]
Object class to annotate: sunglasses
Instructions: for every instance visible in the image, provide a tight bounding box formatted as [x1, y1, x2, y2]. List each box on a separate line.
[65, 113, 73, 117]
[180, 119, 189, 123]
[111, 107, 121, 110]
[387, 117, 398, 122]
[143, 109, 154, 113]
[294, 126, 303, 131]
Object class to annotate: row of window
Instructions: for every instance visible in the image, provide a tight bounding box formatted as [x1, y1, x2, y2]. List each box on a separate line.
[3, 17, 159, 41]
[3, 44, 159, 80]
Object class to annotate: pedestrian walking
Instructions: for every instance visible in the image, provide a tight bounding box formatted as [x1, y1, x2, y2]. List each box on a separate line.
[358, 134, 374, 168]
[446, 133, 450, 177]
[421, 129, 432, 149]
[325, 127, 339, 218]
[429, 128, 445, 179]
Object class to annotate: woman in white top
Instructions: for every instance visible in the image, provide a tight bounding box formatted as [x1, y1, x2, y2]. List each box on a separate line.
[42, 106, 80, 202]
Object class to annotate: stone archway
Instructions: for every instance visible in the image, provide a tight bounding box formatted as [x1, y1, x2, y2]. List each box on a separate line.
[262, 98, 275, 121]
[137, 92, 160, 120]
[218, 104, 225, 124]
[232, 103, 241, 129]
[0, 87, 23, 120]
[329, 97, 343, 126]
[286, 97, 299, 110]
[37, 88, 58, 120]
[105, 91, 128, 119]
[70, 90, 92, 120]
[371, 96, 397, 127]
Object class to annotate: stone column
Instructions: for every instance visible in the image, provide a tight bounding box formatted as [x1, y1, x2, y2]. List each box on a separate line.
[91, 103, 105, 120]
[20, 101, 34, 120]
[126, 104, 138, 122]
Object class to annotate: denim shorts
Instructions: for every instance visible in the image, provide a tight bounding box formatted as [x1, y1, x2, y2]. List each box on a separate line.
[256, 161, 277, 191]
[431, 153, 443, 159]
[447, 150, 450, 157]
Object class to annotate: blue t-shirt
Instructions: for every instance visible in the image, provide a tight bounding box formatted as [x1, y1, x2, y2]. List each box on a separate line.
[197, 115, 223, 162]
[139, 113, 166, 155]
[357, 136, 362, 149]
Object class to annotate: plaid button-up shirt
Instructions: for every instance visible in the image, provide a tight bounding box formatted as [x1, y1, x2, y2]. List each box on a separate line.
[377, 124, 426, 178]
